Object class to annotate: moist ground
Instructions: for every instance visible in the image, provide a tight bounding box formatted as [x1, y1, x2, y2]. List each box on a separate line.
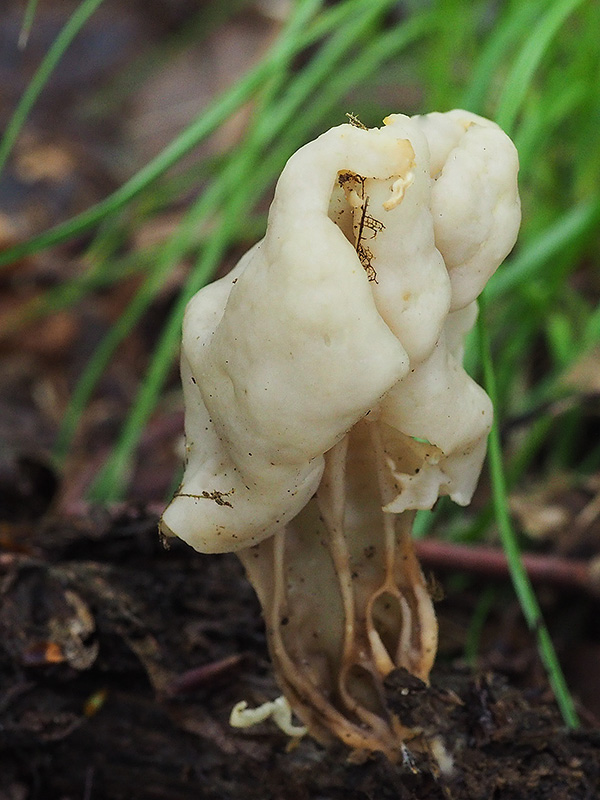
[0, 508, 598, 800]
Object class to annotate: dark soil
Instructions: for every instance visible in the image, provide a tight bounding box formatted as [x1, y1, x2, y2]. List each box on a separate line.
[0, 508, 599, 800]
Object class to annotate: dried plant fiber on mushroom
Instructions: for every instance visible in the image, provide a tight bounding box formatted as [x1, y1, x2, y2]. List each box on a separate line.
[160, 110, 520, 760]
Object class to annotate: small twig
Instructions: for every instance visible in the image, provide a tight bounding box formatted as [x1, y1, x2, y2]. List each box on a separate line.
[345, 112, 367, 130]
[166, 653, 244, 696]
[415, 539, 600, 596]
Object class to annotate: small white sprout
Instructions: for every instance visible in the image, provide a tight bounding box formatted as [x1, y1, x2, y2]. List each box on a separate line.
[429, 735, 455, 777]
[230, 696, 308, 738]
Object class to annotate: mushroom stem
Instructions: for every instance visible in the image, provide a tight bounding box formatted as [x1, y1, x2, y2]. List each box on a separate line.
[238, 420, 437, 759]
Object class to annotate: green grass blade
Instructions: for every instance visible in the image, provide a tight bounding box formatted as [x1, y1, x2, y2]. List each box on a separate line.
[584, 303, 600, 349]
[0, 57, 279, 268]
[464, 586, 497, 666]
[487, 199, 600, 299]
[87, 187, 244, 501]
[0, 0, 106, 177]
[0, 0, 378, 269]
[495, 0, 587, 133]
[53, 169, 234, 462]
[460, 2, 544, 113]
[18, 0, 40, 49]
[478, 296, 579, 729]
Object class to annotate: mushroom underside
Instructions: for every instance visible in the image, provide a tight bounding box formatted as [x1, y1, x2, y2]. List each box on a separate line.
[238, 418, 437, 759]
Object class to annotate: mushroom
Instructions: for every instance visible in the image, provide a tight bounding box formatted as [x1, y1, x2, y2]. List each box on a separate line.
[160, 110, 520, 759]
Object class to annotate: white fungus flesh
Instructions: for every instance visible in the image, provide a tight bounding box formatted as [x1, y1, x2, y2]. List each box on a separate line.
[160, 110, 520, 760]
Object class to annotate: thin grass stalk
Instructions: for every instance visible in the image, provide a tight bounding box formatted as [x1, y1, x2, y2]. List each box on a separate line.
[487, 200, 600, 299]
[460, 2, 545, 113]
[54, 173, 233, 462]
[0, 0, 106, 177]
[0, 0, 385, 268]
[495, 0, 588, 133]
[478, 295, 580, 729]
[18, 0, 40, 48]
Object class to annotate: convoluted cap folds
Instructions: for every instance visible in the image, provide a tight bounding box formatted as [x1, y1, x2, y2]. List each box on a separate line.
[160, 111, 520, 555]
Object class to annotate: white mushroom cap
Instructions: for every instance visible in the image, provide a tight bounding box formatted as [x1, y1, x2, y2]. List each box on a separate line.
[411, 109, 521, 310]
[162, 125, 415, 552]
[161, 111, 520, 554]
